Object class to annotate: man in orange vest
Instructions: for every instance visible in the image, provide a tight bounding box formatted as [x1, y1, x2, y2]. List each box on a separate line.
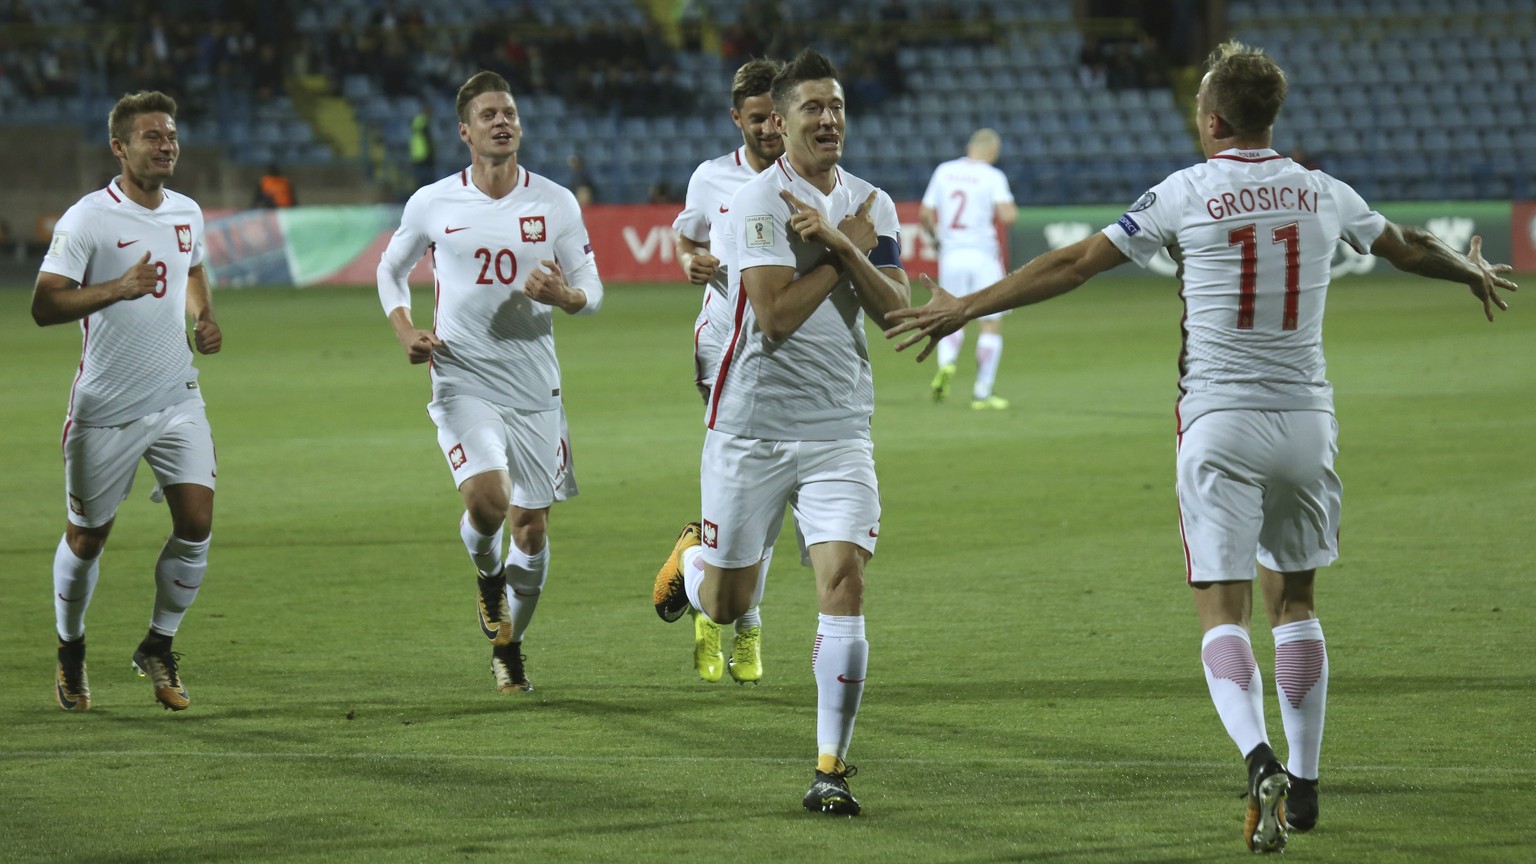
[253, 164, 296, 208]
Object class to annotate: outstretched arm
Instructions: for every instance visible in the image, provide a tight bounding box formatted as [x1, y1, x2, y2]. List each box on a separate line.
[885, 232, 1128, 361]
[1370, 228, 1516, 321]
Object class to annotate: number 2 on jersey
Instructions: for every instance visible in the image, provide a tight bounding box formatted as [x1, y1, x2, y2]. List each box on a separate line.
[1230, 222, 1300, 330]
[948, 189, 968, 230]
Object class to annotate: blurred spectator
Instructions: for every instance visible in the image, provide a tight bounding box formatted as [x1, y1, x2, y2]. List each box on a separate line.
[567, 153, 597, 206]
[1078, 42, 1108, 89]
[1105, 40, 1145, 90]
[647, 180, 678, 204]
[254, 164, 297, 208]
[410, 100, 436, 189]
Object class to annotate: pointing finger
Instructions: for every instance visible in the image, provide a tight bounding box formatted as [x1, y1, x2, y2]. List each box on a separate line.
[779, 189, 811, 212]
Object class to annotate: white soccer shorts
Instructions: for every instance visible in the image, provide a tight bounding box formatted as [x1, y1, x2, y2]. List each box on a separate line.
[693, 295, 723, 399]
[938, 247, 1008, 322]
[699, 430, 881, 569]
[62, 399, 216, 528]
[427, 395, 565, 510]
[1176, 409, 1342, 583]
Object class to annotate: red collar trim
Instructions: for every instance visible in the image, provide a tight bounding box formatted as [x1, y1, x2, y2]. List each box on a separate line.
[106, 182, 122, 203]
[1211, 152, 1285, 164]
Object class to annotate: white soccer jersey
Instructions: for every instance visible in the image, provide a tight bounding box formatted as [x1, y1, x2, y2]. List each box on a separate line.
[921, 157, 1014, 257]
[1103, 148, 1387, 431]
[39, 181, 207, 427]
[673, 146, 759, 387]
[377, 165, 602, 412]
[709, 158, 902, 441]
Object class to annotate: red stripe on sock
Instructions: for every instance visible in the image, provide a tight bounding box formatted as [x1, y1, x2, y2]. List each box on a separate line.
[1202, 635, 1256, 691]
[1276, 639, 1326, 707]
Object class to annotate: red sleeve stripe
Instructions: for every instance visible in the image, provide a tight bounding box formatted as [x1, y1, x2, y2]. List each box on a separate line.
[706, 285, 750, 429]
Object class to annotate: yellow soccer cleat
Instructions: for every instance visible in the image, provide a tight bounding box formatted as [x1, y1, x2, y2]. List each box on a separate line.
[1244, 752, 1290, 853]
[132, 639, 189, 711]
[653, 522, 701, 623]
[55, 637, 91, 711]
[692, 610, 724, 683]
[930, 364, 957, 403]
[971, 395, 1010, 410]
[728, 625, 763, 684]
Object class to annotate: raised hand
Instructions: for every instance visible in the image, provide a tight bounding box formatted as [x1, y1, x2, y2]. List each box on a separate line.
[1465, 235, 1518, 322]
[524, 258, 570, 306]
[779, 189, 837, 247]
[116, 252, 158, 300]
[883, 274, 968, 362]
[838, 190, 879, 255]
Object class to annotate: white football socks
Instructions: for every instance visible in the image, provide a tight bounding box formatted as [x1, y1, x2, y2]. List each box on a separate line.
[736, 547, 772, 631]
[936, 330, 964, 368]
[1274, 618, 1328, 780]
[813, 613, 868, 763]
[460, 512, 505, 577]
[504, 542, 548, 642]
[52, 534, 99, 641]
[150, 534, 209, 637]
[1201, 623, 1268, 757]
[974, 332, 1003, 399]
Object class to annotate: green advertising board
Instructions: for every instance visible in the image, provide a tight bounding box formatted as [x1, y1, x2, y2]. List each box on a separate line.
[1007, 201, 1513, 278]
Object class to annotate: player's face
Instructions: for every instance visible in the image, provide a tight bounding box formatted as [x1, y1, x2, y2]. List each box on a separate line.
[732, 93, 783, 164]
[779, 79, 844, 172]
[112, 112, 178, 186]
[460, 91, 522, 163]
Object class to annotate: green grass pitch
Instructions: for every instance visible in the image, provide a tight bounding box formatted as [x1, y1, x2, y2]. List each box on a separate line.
[1, 275, 1532, 862]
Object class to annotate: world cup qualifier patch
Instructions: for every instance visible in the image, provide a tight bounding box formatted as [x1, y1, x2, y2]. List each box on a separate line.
[746, 215, 775, 248]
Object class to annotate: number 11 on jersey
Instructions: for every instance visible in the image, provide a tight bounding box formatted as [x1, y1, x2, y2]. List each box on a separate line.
[1230, 221, 1300, 330]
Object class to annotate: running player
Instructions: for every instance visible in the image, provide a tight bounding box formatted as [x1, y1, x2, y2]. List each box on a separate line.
[654, 49, 909, 816]
[886, 41, 1515, 852]
[377, 70, 604, 694]
[33, 90, 221, 712]
[667, 57, 784, 685]
[919, 128, 1017, 408]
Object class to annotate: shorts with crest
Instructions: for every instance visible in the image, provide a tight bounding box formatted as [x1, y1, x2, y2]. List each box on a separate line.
[63, 399, 216, 528]
[427, 395, 567, 510]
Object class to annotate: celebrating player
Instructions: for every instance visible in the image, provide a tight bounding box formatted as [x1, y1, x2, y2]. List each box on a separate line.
[653, 49, 909, 816]
[665, 57, 784, 685]
[33, 90, 222, 712]
[919, 128, 1017, 408]
[377, 71, 604, 694]
[886, 41, 1515, 852]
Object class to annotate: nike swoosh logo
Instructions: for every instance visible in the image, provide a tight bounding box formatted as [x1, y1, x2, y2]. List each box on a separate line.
[718, 206, 728, 213]
[445, 226, 470, 233]
[117, 239, 139, 248]
[57, 592, 85, 603]
[836, 674, 865, 684]
[56, 683, 80, 709]
[173, 580, 201, 590]
[868, 528, 879, 538]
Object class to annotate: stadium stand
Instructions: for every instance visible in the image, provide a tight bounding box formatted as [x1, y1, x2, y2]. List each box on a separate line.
[0, 0, 1531, 230]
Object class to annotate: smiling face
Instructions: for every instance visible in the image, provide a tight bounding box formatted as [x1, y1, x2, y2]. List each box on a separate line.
[459, 90, 522, 164]
[733, 92, 784, 167]
[111, 112, 178, 188]
[777, 78, 844, 176]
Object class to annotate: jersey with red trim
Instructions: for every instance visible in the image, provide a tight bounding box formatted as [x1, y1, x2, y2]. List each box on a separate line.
[1103, 148, 1386, 431]
[709, 158, 901, 441]
[673, 147, 758, 373]
[39, 180, 206, 426]
[377, 165, 600, 411]
[921, 157, 1013, 256]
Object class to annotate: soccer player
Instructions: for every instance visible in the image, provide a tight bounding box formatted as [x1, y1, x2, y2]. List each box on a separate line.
[919, 128, 1018, 408]
[667, 57, 784, 685]
[886, 41, 1515, 851]
[32, 90, 222, 713]
[653, 49, 909, 816]
[377, 70, 604, 694]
